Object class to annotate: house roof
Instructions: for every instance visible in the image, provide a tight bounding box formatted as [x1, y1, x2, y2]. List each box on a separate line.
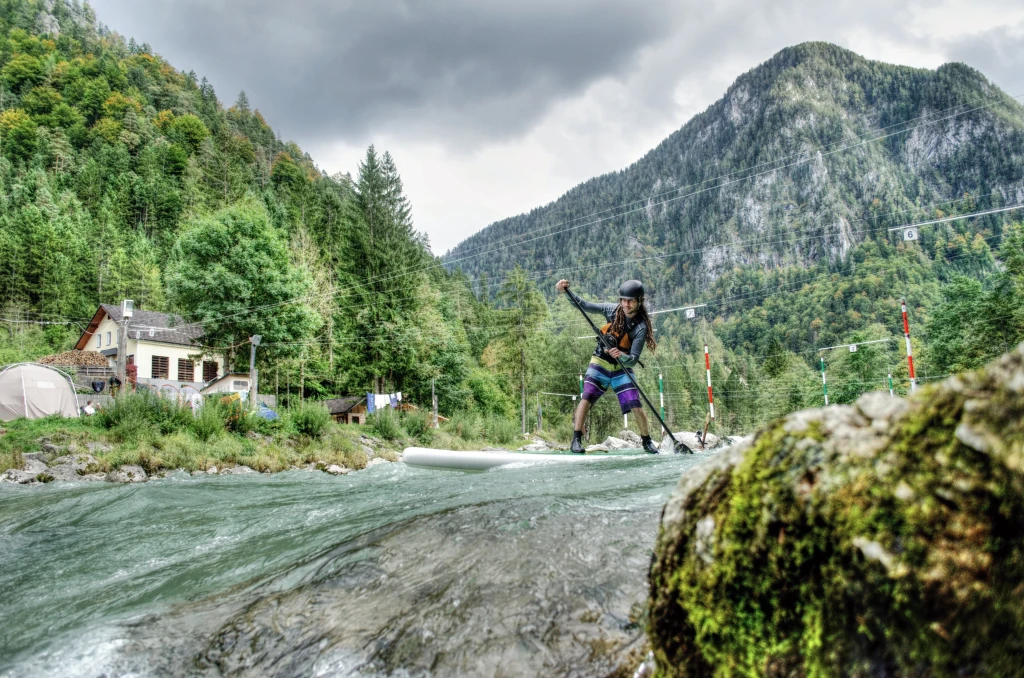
[74, 305, 206, 350]
[323, 396, 365, 414]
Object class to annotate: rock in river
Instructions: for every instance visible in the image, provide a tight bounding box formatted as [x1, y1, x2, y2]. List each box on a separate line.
[648, 344, 1024, 677]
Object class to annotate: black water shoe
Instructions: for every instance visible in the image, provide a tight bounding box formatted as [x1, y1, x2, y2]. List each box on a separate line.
[642, 435, 658, 454]
[570, 432, 585, 454]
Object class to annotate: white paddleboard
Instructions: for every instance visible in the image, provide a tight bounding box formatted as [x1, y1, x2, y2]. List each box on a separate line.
[402, 446, 654, 471]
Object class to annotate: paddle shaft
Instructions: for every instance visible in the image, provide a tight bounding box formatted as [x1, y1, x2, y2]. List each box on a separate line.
[563, 289, 688, 451]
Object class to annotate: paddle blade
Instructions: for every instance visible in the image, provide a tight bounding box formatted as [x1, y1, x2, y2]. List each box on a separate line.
[674, 441, 693, 454]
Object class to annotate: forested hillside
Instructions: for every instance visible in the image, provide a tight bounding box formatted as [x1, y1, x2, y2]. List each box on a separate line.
[1, 1, 1022, 440]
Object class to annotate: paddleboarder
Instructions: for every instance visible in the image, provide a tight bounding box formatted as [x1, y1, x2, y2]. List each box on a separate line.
[556, 279, 660, 454]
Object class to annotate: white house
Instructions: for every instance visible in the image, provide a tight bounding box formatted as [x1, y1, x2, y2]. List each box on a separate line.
[74, 304, 226, 387]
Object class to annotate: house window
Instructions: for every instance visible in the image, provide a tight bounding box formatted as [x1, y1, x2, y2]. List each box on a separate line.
[232, 380, 248, 391]
[152, 356, 169, 379]
[106, 331, 111, 346]
[202, 361, 218, 382]
[95, 333, 101, 348]
[177, 359, 194, 382]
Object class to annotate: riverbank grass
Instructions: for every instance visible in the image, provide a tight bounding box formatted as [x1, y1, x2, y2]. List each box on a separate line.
[0, 393, 539, 476]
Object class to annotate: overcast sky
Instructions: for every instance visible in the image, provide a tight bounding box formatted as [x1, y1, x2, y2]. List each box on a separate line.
[88, 0, 1024, 253]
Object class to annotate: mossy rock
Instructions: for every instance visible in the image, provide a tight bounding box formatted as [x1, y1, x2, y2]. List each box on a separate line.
[648, 345, 1024, 677]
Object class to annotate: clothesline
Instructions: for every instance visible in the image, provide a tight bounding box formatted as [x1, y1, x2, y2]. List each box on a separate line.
[366, 391, 402, 414]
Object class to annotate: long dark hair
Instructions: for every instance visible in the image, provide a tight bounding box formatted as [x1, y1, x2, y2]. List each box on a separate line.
[610, 298, 656, 352]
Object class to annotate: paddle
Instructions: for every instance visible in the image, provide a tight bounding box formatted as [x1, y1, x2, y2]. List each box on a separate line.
[563, 288, 692, 454]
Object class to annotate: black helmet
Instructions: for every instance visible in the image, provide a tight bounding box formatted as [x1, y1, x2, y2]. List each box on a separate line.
[619, 280, 644, 299]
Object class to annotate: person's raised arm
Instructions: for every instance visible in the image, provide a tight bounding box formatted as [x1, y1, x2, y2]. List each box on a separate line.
[557, 279, 608, 314]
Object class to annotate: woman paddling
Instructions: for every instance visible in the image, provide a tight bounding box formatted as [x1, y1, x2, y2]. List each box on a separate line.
[556, 279, 659, 454]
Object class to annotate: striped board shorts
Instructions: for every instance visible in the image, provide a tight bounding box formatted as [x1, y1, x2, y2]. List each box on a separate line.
[582, 356, 642, 414]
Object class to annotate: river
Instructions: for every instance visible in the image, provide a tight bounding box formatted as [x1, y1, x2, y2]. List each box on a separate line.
[0, 452, 707, 677]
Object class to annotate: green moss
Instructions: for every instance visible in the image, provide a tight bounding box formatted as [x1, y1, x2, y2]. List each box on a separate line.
[648, 347, 1024, 677]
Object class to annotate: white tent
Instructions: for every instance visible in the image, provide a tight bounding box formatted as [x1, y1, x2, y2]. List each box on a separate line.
[0, 363, 81, 421]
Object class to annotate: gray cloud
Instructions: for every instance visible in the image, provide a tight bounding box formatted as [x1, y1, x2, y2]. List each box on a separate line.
[944, 24, 1024, 98]
[91, 0, 679, 145]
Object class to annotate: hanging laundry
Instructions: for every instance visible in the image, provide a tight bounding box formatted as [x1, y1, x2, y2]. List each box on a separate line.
[390, 394, 398, 409]
[366, 392, 376, 414]
[375, 393, 391, 410]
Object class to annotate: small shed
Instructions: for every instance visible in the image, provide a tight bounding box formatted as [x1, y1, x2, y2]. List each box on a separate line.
[200, 373, 251, 395]
[324, 396, 367, 424]
[0, 363, 80, 421]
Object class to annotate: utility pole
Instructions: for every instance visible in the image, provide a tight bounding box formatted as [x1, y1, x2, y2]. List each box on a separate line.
[248, 335, 261, 408]
[116, 299, 133, 390]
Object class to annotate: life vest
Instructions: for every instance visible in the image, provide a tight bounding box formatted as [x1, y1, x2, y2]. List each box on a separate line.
[594, 315, 641, 358]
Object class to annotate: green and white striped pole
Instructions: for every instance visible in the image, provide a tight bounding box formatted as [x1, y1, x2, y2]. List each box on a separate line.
[888, 372, 894, 399]
[820, 356, 829, 406]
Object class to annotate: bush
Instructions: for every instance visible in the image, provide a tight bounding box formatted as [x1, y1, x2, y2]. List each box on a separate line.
[444, 411, 482, 441]
[402, 410, 433, 441]
[484, 415, 519, 446]
[191, 403, 224, 442]
[367, 407, 402, 441]
[291, 403, 331, 439]
[220, 398, 257, 436]
[96, 389, 194, 441]
[252, 411, 285, 436]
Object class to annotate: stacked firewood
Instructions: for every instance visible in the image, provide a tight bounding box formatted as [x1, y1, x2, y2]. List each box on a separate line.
[38, 350, 109, 367]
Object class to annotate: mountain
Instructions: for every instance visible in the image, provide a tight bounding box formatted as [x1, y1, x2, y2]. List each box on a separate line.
[446, 43, 1024, 308]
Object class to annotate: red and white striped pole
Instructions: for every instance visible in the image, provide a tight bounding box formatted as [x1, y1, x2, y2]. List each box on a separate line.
[705, 343, 715, 420]
[901, 298, 916, 393]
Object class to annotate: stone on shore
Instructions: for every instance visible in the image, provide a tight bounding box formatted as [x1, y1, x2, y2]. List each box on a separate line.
[658, 430, 718, 453]
[108, 465, 147, 483]
[21, 459, 48, 475]
[600, 436, 633, 450]
[647, 346, 1024, 677]
[617, 430, 643, 446]
[0, 469, 38, 484]
[221, 465, 256, 475]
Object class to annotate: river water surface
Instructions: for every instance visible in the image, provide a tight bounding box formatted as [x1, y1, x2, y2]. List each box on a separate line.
[0, 452, 707, 677]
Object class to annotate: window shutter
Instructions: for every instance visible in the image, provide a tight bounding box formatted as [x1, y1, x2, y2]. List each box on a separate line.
[177, 359, 194, 382]
[202, 361, 218, 382]
[152, 356, 169, 379]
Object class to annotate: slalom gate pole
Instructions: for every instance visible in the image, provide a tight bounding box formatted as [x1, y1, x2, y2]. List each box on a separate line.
[705, 343, 715, 421]
[563, 289, 691, 453]
[901, 298, 916, 393]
